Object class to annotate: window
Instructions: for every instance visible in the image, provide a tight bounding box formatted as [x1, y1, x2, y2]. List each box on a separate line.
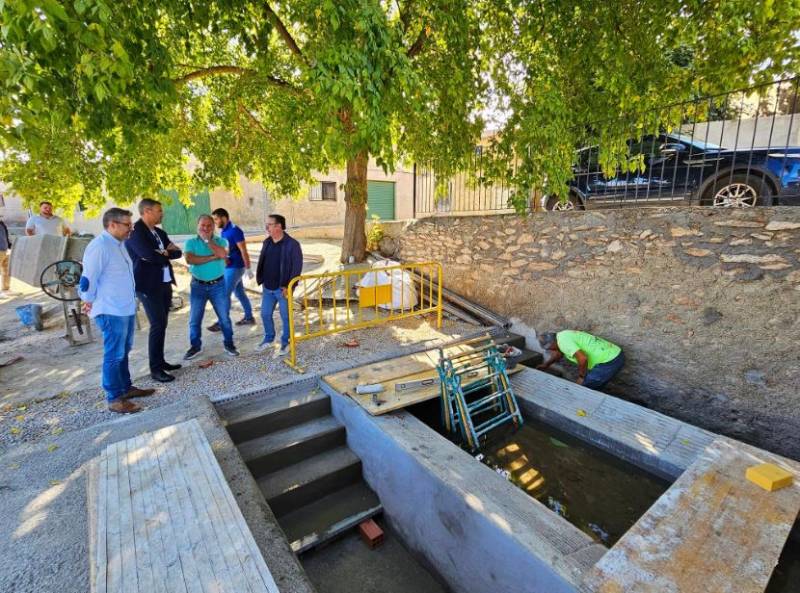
[309, 181, 337, 202]
[321, 181, 337, 201]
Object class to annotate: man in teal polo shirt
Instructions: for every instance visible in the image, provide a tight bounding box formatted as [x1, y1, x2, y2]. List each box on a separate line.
[537, 330, 624, 389]
[183, 215, 239, 359]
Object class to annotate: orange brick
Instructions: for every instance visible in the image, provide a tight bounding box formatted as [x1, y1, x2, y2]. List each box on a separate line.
[358, 519, 384, 549]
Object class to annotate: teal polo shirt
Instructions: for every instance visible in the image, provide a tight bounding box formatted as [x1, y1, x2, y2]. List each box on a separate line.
[184, 235, 228, 281]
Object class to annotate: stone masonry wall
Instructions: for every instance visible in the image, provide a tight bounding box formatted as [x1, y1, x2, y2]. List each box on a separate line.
[397, 207, 800, 461]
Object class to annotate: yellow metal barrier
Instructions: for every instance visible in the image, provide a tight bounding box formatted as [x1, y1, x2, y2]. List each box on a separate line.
[285, 261, 443, 371]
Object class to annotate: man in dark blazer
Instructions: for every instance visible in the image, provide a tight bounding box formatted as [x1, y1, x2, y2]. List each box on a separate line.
[125, 198, 183, 382]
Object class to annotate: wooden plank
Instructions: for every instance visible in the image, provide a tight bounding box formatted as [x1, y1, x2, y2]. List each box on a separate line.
[125, 437, 155, 593]
[176, 424, 257, 593]
[152, 426, 217, 593]
[93, 421, 280, 593]
[90, 450, 108, 593]
[106, 442, 122, 593]
[183, 421, 280, 593]
[131, 434, 170, 593]
[322, 341, 521, 415]
[168, 425, 242, 593]
[147, 427, 202, 593]
[582, 438, 800, 593]
[117, 440, 140, 593]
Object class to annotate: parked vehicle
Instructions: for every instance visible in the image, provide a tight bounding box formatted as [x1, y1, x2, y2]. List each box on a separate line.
[544, 133, 800, 210]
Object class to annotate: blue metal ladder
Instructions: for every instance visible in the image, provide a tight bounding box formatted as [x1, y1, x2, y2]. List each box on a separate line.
[438, 337, 524, 451]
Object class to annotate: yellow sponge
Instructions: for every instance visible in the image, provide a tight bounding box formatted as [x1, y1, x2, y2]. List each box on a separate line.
[746, 463, 794, 492]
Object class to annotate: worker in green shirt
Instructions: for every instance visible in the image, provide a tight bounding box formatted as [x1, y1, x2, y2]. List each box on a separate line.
[537, 330, 624, 389]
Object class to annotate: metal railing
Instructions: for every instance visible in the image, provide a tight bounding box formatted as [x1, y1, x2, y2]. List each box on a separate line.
[414, 77, 800, 215]
[285, 261, 443, 371]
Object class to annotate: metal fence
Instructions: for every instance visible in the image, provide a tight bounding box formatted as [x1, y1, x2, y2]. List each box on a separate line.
[285, 261, 443, 371]
[414, 77, 800, 215]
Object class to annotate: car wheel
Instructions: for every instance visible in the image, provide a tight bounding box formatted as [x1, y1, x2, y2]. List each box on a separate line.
[545, 193, 584, 211]
[703, 174, 773, 208]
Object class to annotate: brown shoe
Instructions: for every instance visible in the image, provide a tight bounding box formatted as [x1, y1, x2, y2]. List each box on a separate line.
[125, 386, 156, 398]
[108, 399, 142, 414]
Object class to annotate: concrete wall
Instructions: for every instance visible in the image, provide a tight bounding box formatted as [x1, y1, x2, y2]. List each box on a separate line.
[325, 385, 605, 593]
[269, 159, 414, 228]
[395, 207, 800, 461]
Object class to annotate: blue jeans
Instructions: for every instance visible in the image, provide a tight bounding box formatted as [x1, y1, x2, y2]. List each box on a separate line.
[224, 267, 253, 320]
[261, 288, 289, 347]
[583, 351, 625, 390]
[189, 279, 234, 349]
[95, 314, 135, 402]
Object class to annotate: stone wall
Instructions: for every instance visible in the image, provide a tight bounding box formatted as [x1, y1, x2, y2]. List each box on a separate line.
[397, 207, 800, 461]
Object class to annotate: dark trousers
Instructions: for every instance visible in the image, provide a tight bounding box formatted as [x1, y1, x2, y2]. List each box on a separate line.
[137, 283, 172, 373]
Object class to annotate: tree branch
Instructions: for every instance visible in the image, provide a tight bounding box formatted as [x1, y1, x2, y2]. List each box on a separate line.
[264, 3, 306, 63]
[238, 102, 274, 140]
[407, 24, 429, 58]
[174, 65, 298, 92]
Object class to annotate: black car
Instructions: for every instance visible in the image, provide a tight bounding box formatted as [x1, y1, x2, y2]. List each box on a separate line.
[544, 133, 800, 210]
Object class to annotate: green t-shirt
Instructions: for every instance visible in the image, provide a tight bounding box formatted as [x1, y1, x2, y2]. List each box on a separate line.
[556, 331, 621, 370]
[184, 236, 228, 281]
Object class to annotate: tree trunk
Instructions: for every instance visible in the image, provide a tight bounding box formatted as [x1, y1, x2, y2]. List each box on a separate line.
[341, 150, 369, 263]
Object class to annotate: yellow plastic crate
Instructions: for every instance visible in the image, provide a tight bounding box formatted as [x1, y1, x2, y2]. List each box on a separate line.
[359, 284, 392, 308]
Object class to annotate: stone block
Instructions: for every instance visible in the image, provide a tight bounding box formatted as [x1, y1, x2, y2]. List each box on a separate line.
[765, 221, 800, 231]
[713, 220, 765, 228]
[685, 248, 714, 257]
[670, 226, 703, 237]
[720, 254, 787, 265]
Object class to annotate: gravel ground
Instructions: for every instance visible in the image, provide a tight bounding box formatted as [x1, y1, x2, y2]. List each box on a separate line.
[0, 317, 478, 454]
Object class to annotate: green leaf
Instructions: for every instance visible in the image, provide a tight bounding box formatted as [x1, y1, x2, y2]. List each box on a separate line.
[549, 437, 569, 448]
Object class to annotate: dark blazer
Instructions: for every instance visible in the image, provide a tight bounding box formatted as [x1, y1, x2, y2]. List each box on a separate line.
[0, 220, 11, 250]
[256, 232, 303, 289]
[125, 219, 182, 294]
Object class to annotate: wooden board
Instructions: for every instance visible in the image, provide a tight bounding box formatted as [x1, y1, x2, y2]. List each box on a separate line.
[581, 437, 800, 593]
[322, 342, 522, 415]
[90, 419, 280, 593]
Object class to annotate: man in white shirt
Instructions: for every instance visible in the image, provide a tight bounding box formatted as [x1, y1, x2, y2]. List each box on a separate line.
[79, 208, 154, 413]
[25, 201, 71, 236]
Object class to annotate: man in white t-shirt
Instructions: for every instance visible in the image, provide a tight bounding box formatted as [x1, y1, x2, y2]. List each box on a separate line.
[25, 201, 71, 237]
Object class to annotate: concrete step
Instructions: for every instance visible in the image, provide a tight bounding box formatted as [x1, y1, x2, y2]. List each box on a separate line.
[281, 481, 382, 554]
[258, 446, 362, 517]
[239, 416, 346, 478]
[223, 389, 331, 444]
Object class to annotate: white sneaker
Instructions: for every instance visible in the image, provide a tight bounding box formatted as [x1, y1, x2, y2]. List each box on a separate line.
[256, 341, 273, 353]
[276, 345, 290, 357]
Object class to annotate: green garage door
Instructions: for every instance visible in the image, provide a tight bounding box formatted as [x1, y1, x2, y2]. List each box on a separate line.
[160, 189, 211, 235]
[367, 181, 395, 220]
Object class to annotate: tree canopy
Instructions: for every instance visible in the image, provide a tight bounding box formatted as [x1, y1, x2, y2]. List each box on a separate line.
[1, 1, 799, 252]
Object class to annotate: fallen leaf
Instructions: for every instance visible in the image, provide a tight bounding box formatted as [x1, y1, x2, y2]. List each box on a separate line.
[8, 463, 20, 470]
[16, 405, 27, 412]
[339, 338, 360, 348]
[576, 409, 587, 417]
[10, 427, 21, 435]
[15, 415, 24, 422]
[680, 438, 691, 446]
[52, 427, 63, 436]
[49, 479, 61, 486]
[198, 360, 214, 369]
[549, 437, 569, 448]
[47, 444, 59, 452]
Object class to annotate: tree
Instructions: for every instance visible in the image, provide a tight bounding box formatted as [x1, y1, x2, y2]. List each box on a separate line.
[0, 1, 484, 262]
[2, 1, 798, 248]
[480, 0, 800, 209]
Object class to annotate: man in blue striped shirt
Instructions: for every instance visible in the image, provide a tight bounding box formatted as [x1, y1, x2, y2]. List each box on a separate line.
[80, 208, 154, 413]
